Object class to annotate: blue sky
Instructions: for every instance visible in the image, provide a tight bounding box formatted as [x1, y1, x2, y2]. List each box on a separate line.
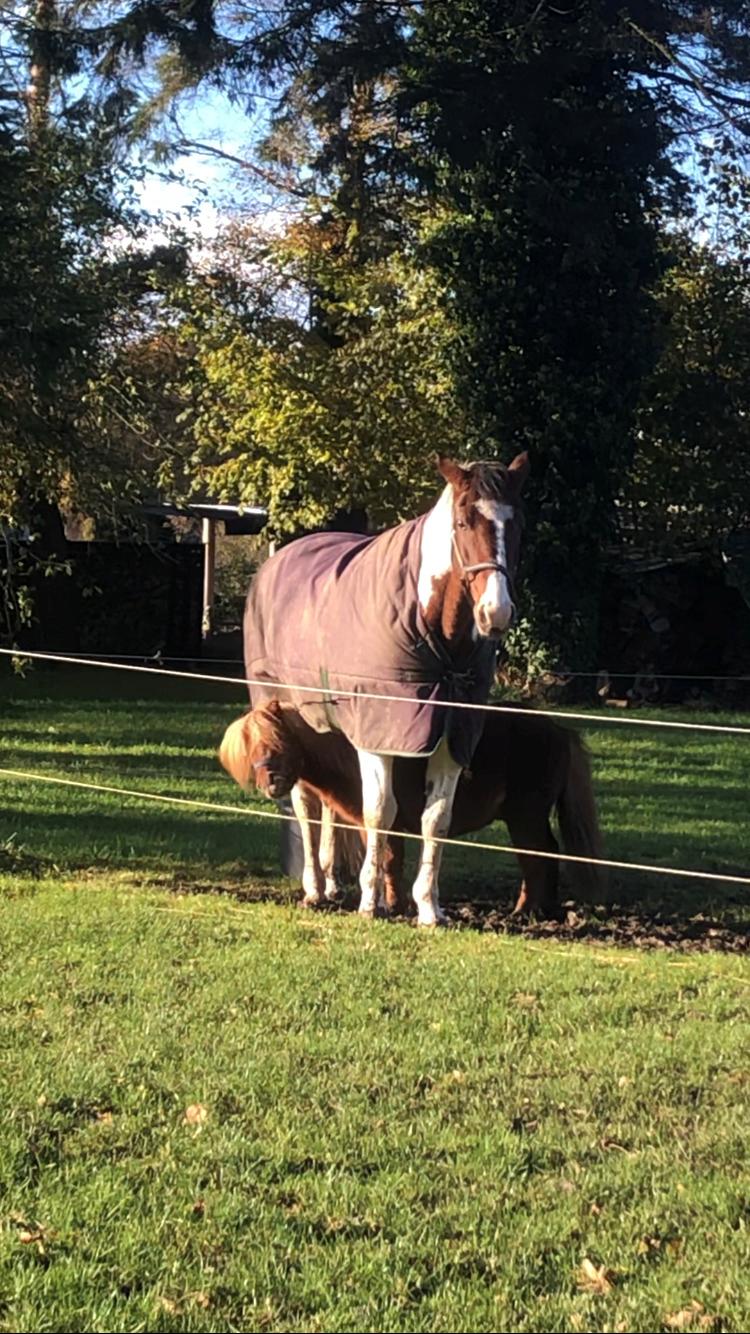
[135, 87, 275, 235]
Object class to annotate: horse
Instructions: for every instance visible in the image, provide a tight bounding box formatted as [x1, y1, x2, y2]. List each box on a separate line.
[240, 454, 528, 925]
[220, 700, 604, 919]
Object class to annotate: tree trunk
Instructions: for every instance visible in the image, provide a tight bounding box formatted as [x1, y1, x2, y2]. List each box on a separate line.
[27, 0, 56, 142]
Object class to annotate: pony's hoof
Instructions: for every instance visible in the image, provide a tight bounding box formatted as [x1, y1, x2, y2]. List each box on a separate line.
[324, 885, 345, 903]
[512, 900, 562, 922]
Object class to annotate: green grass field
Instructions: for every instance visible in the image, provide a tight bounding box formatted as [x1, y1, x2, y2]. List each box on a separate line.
[1, 667, 749, 1332]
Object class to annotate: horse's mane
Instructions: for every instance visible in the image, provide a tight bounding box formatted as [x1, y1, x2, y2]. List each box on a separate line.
[466, 460, 515, 504]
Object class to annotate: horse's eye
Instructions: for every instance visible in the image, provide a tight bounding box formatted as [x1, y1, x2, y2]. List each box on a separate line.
[456, 519, 467, 530]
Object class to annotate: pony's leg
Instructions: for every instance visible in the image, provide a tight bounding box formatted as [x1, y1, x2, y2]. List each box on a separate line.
[290, 782, 325, 906]
[384, 834, 407, 915]
[357, 752, 396, 918]
[505, 806, 561, 919]
[411, 738, 461, 927]
[319, 801, 344, 902]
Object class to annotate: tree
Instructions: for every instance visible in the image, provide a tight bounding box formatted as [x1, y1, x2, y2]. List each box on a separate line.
[0, 2, 185, 638]
[115, 0, 750, 666]
[399, 2, 675, 669]
[627, 226, 750, 553]
[169, 219, 468, 534]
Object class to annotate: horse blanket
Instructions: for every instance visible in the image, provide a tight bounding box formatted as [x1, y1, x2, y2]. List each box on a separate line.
[243, 515, 496, 767]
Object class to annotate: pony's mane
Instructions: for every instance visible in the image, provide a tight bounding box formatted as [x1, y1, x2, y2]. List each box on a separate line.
[251, 701, 295, 751]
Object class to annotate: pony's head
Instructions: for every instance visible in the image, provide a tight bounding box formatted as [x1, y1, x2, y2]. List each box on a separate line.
[437, 453, 528, 638]
[219, 701, 304, 800]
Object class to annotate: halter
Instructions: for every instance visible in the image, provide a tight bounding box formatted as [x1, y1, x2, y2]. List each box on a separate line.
[451, 532, 515, 597]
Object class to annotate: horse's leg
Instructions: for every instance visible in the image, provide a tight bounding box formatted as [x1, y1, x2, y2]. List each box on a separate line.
[319, 801, 344, 903]
[505, 804, 561, 919]
[357, 752, 396, 918]
[290, 781, 325, 907]
[411, 737, 461, 927]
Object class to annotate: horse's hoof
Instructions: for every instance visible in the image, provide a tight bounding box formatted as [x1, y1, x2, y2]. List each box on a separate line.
[324, 886, 345, 903]
[301, 895, 324, 909]
[416, 911, 449, 929]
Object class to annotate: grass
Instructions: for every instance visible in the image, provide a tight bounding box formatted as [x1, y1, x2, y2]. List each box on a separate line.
[0, 665, 749, 1332]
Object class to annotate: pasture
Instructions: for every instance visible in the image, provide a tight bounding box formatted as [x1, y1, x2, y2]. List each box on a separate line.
[0, 668, 749, 1332]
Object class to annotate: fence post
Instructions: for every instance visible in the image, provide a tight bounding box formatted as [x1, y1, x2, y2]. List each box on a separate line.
[201, 518, 216, 639]
[277, 797, 305, 878]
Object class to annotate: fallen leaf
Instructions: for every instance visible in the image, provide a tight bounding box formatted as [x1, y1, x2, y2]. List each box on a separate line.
[577, 1256, 616, 1295]
[513, 991, 538, 1009]
[184, 1103, 208, 1127]
[191, 1291, 210, 1310]
[664, 1303, 720, 1332]
[665, 1303, 705, 1330]
[191, 1198, 205, 1218]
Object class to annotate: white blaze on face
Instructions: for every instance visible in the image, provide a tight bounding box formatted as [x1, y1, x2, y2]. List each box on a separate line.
[474, 499, 515, 635]
[417, 484, 454, 611]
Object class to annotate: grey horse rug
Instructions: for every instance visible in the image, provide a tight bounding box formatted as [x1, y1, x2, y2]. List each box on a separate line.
[243, 515, 496, 767]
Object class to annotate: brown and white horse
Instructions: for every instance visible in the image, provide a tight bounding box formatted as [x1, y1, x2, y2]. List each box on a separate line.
[241, 455, 528, 925]
[220, 701, 604, 918]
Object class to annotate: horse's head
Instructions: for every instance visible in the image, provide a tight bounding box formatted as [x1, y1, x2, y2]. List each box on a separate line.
[437, 453, 528, 639]
[219, 701, 304, 800]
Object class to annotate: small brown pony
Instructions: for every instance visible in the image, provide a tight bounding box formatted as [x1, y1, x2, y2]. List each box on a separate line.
[220, 702, 604, 917]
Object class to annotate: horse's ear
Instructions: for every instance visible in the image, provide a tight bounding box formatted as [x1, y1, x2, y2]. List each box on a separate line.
[436, 455, 470, 489]
[507, 451, 530, 494]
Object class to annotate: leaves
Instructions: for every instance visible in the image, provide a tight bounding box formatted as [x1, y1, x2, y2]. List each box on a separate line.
[577, 1257, 617, 1296]
[184, 1103, 208, 1128]
[664, 1301, 721, 1331]
[179, 230, 468, 537]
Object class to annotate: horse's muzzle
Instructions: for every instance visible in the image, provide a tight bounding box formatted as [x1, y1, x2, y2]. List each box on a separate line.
[475, 600, 515, 638]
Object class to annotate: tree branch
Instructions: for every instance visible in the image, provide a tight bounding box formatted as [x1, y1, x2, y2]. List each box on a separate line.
[175, 137, 312, 200]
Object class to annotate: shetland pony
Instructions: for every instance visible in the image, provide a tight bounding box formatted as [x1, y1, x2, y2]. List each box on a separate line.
[220, 701, 604, 918]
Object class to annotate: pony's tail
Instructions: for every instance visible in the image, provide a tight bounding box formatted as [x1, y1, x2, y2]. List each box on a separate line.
[556, 733, 606, 899]
[218, 715, 255, 790]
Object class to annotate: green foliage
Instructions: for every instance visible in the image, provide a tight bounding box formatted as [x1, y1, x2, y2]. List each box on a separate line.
[174, 222, 469, 534]
[6, 0, 750, 664]
[406, 2, 674, 670]
[214, 534, 260, 630]
[627, 225, 750, 554]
